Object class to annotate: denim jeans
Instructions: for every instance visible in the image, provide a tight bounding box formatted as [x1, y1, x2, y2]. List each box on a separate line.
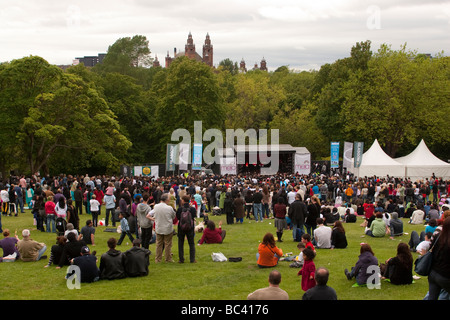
[37, 245, 47, 260]
[292, 224, 304, 241]
[428, 270, 450, 300]
[253, 203, 263, 221]
[46, 214, 56, 233]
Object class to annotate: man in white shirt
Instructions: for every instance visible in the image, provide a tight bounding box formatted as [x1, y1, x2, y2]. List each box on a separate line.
[287, 187, 297, 206]
[313, 218, 332, 249]
[153, 193, 176, 263]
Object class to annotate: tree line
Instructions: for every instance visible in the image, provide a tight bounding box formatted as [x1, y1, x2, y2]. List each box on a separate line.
[0, 36, 448, 177]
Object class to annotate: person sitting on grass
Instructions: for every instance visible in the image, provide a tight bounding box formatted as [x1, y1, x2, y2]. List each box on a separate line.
[0, 229, 20, 262]
[381, 242, 413, 285]
[302, 267, 337, 300]
[17, 229, 47, 262]
[99, 237, 126, 280]
[247, 270, 289, 300]
[68, 246, 99, 283]
[256, 232, 283, 268]
[345, 243, 378, 286]
[365, 212, 387, 237]
[198, 220, 226, 245]
[56, 232, 86, 269]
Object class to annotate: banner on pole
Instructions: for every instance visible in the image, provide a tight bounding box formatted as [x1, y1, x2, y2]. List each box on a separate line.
[192, 143, 203, 170]
[330, 142, 340, 168]
[294, 153, 311, 175]
[166, 144, 177, 172]
[343, 141, 353, 170]
[220, 157, 237, 175]
[353, 142, 364, 168]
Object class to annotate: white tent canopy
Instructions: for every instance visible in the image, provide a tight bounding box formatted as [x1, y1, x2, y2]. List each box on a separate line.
[395, 139, 450, 180]
[349, 139, 406, 177]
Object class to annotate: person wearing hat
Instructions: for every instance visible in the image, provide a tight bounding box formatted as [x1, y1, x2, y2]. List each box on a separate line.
[17, 229, 47, 262]
[64, 223, 79, 239]
[69, 245, 99, 283]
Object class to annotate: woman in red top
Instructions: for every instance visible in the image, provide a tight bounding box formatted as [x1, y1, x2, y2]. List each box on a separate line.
[273, 197, 287, 242]
[45, 196, 57, 233]
[198, 220, 226, 245]
[257, 233, 283, 268]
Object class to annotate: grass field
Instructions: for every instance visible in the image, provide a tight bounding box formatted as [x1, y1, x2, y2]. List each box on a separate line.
[0, 207, 430, 300]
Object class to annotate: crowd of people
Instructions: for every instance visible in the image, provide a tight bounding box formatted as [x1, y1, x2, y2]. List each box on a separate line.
[0, 171, 449, 299]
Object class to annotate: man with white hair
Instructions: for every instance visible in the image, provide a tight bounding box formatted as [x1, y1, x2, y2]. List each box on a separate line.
[17, 229, 47, 261]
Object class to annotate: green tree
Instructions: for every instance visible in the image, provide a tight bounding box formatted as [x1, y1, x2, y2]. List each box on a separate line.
[340, 44, 450, 157]
[152, 57, 226, 160]
[0, 56, 131, 175]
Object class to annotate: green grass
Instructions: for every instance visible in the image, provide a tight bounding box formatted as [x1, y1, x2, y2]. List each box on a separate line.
[0, 207, 430, 300]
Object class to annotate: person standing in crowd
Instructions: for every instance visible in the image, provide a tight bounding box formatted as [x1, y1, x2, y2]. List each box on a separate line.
[233, 192, 245, 224]
[305, 196, 321, 238]
[45, 196, 57, 233]
[252, 187, 263, 222]
[153, 193, 176, 263]
[288, 193, 307, 242]
[135, 193, 154, 250]
[176, 195, 196, 263]
[274, 197, 287, 242]
[73, 186, 83, 216]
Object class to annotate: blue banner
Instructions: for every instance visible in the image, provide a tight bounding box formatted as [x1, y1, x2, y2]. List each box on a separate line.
[330, 142, 340, 168]
[192, 143, 203, 170]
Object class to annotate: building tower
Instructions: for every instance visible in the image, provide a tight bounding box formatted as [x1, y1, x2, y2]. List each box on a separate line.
[185, 32, 196, 60]
[202, 33, 213, 67]
[239, 58, 247, 73]
[260, 57, 267, 71]
[153, 55, 160, 67]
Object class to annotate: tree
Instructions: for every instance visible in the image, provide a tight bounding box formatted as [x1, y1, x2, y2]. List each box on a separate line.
[0, 56, 131, 175]
[340, 44, 450, 158]
[151, 57, 226, 160]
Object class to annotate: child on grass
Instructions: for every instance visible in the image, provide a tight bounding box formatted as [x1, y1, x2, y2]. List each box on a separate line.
[301, 233, 315, 252]
[297, 247, 316, 291]
[117, 212, 134, 245]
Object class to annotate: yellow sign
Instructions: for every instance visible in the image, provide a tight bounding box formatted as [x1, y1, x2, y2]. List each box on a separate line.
[142, 166, 151, 176]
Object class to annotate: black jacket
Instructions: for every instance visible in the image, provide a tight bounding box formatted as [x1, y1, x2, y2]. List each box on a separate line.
[99, 249, 126, 280]
[288, 200, 307, 226]
[123, 246, 151, 277]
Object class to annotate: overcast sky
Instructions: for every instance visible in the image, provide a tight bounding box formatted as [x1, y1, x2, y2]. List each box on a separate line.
[1, 0, 449, 71]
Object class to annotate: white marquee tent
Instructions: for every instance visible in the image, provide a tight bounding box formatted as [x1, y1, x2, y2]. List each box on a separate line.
[349, 139, 406, 177]
[395, 139, 450, 180]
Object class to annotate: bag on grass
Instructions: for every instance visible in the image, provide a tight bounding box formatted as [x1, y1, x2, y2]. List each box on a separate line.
[211, 252, 227, 262]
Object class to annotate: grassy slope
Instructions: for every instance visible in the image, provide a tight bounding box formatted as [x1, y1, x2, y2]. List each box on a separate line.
[0, 207, 429, 300]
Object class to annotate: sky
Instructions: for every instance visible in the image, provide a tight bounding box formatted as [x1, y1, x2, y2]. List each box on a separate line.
[1, 0, 449, 71]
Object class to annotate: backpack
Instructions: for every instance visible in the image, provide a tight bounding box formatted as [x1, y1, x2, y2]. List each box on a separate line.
[179, 206, 193, 232]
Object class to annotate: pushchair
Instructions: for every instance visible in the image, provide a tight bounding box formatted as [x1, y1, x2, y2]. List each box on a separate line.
[55, 217, 67, 236]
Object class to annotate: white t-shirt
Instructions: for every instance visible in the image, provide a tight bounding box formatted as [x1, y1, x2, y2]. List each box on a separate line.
[314, 225, 332, 249]
[90, 199, 100, 212]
